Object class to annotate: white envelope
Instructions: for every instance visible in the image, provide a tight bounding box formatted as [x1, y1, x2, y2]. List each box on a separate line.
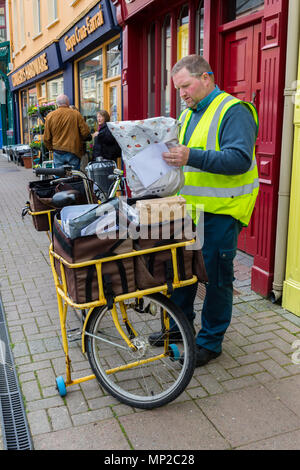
[128, 142, 172, 188]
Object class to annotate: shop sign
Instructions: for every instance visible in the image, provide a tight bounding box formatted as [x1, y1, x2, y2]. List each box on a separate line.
[11, 53, 48, 87]
[64, 4, 104, 53]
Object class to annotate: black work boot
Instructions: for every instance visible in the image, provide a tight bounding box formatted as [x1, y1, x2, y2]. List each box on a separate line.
[194, 346, 221, 367]
[180, 345, 221, 367]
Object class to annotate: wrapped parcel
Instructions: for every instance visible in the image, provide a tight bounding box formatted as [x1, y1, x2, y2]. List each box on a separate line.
[107, 117, 184, 198]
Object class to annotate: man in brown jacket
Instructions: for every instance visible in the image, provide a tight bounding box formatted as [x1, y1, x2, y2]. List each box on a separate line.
[44, 94, 91, 170]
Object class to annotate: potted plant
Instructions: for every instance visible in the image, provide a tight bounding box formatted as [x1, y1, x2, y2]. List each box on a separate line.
[27, 102, 56, 120]
[38, 102, 56, 118]
[86, 141, 94, 160]
[31, 124, 45, 134]
[30, 140, 42, 150]
[22, 153, 33, 169]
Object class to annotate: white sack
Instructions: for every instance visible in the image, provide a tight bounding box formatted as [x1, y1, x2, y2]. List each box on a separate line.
[107, 117, 184, 198]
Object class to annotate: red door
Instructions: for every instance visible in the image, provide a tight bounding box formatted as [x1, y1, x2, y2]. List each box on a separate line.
[223, 23, 262, 256]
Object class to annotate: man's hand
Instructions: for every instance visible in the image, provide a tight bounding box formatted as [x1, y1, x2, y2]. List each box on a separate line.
[162, 144, 190, 167]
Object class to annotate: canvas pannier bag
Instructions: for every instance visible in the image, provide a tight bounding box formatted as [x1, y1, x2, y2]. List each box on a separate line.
[52, 215, 135, 306]
[28, 179, 56, 231]
[27, 177, 95, 231]
[132, 217, 208, 293]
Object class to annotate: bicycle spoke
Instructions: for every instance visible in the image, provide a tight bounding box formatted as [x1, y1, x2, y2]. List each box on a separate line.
[85, 293, 195, 409]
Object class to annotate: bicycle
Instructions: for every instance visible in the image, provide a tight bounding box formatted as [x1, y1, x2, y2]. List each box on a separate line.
[26, 165, 198, 409]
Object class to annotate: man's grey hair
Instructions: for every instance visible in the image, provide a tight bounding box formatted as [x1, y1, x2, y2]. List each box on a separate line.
[56, 94, 70, 107]
[171, 55, 213, 78]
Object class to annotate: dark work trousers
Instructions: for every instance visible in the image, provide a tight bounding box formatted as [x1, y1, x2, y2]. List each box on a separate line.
[170, 212, 243, 353]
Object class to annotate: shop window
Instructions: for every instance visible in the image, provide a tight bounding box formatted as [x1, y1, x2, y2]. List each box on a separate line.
[0, 0, 6, 41]
[21, 90, 29, 144]
[177, 4, 189, 60]
[225, 0, 264, 22]
[161, 15, 171, 117]
[148, 23, 156, 118]
[108, 83, 120, 121]
[107, 39, 121, 78]
[20, 75, 64, 144]
[195, 1, 204, 56]
[21, 86, 38, 145]
[28, 86, 37, 107]
[39, 82, 46, 100]
[78, 49, 103, 131]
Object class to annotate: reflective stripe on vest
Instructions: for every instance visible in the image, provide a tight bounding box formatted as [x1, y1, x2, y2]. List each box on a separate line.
[179, 92, 259, 226]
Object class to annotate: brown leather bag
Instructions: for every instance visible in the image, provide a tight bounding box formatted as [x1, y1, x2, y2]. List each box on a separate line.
[28, 179, 56, 231]
[27, 178, 96, 231]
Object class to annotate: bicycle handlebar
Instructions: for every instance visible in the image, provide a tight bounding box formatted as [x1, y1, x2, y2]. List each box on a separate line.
[35, 167, 67, 177]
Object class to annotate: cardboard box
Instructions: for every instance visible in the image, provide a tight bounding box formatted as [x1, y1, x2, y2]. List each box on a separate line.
[136, 196, 186, 225]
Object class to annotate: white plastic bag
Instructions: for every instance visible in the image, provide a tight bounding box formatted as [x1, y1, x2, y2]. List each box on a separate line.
[107, 117, 184, 198]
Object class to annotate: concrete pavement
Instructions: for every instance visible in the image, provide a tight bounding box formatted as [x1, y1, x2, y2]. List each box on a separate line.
[1, 151, 300, 451]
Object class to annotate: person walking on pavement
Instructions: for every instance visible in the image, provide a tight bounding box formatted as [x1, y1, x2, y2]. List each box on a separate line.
[44, 94, 91, 170]
[149, 55, 259, 367]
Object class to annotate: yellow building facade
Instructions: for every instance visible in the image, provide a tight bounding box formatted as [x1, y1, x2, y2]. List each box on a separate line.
[282, 44, 300, 316]
[10, 0, 101, 70]
[8, 0, 121, 144]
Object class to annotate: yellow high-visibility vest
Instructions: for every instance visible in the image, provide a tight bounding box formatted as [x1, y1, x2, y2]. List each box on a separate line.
[179, 92, 259, 226]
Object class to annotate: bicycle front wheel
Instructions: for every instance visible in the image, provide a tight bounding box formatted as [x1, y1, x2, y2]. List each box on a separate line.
[85, 293, 196, 409]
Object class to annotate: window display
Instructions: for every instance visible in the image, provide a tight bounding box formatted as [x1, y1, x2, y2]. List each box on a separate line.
[20, 75, 63, 145]
[107, 40, 121, 78]
[47, 75, 64, 101]
[78, 49, 103, 132]
[77, 38, 121, 132]
[21, 90, 30, 144]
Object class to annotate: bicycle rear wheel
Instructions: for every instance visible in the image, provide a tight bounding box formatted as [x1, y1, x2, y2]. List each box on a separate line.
[85, 293, 196, 409]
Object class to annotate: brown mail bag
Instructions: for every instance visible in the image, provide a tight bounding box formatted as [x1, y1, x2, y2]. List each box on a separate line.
[52, 215, 135, 306]
[132, 217, 208, 293]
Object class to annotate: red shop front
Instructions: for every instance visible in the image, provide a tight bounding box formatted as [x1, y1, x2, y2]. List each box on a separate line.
[112, 0, 289, 297]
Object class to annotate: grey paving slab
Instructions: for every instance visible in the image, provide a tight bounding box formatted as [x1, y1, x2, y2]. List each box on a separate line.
[196, 384, 300, 448]
[33, 418, 131, 450]
[119, 401, 229, 450]
[237, 429, 300, 450]
[263, 374, 300, 417]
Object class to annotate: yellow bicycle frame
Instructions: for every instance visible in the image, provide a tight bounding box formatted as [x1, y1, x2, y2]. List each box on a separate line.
[48, 239, 198, 390]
